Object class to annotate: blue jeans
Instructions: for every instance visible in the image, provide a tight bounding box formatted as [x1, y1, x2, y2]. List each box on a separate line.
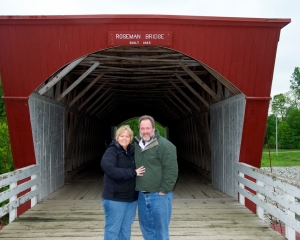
[138, 191, 173, 240]
[102, 199, 137, 240]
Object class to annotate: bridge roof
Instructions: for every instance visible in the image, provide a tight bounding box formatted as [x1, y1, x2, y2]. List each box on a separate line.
[0, 14, 290, 168]
[0, 14, 290, 124]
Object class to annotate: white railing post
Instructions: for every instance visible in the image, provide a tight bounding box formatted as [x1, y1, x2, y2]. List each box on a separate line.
[9, 182, 17, 223]
[236, 162, 300, 239]
[256, 180, 264, 220]
[0, 165, 41, 225]
[238, 172, 245, 206]
[31, 174, 37, 208]
[285, 193, 295, 240]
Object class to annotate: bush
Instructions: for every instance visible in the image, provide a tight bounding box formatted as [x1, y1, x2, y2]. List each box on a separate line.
[0, 121, 14, 174]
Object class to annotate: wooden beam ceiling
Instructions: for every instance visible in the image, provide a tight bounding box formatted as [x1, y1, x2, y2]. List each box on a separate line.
[37, 46, 240, 125]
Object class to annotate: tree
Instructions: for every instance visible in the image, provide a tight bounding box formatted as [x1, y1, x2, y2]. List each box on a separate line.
[277, 121, 293, 149]
[0, 77, 13, 173]
[285, 107, 300, 148]
[266, 114, 276, 143]
[286, 108, 300, 135]
[120, 118, 165, 139]
[0, 122, 13, 174]
[271, 93, 288, 120]
[290, 66, 300, 108]
[268, 136, 276, 149]
[0, 78, 6, 121]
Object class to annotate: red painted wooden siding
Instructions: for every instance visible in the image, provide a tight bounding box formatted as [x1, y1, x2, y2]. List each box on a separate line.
[0, 15, 290, 169]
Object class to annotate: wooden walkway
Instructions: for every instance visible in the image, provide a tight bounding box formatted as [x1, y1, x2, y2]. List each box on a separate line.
[0, 162, 285, 239]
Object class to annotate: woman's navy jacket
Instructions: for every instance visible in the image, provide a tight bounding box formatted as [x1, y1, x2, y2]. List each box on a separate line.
[101, 140, 138, 202]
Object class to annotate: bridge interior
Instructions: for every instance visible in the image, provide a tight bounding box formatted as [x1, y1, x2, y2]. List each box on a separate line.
[29, 46, 243, 200]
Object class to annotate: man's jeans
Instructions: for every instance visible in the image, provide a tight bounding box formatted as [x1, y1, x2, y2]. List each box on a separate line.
[102, 199, 137, 240]
[138, 191, 173, 240]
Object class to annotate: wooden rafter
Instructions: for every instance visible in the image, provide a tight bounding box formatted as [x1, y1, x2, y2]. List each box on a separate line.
[164, 94, 186, 116]
[200, 63, 240, 95]
[78, 80, 110, 111]
[179, 62, 221, 102]
[169, 81, 200, 111]
[38, 56, 86, 95]
[69, 73, 105, 107]
[160, 100, 180, 120]
[87, 87, 112, 114]
[174, 73, 209, 108]
[57, 62, 100, 102]
[167, 89, 192, 113]
[40, 46, 241, 124]
[91, 93, 114, 115]
[94, 94, 115, 117]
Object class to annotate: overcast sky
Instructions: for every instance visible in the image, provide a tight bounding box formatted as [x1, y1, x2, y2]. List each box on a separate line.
[0, 0, 299, 98]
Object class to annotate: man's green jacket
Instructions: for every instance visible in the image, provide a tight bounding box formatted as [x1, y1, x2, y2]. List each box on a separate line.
[134, 130, 178, 193]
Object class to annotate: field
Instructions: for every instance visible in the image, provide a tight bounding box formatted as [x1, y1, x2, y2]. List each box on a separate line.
[261, 149, 300, 167]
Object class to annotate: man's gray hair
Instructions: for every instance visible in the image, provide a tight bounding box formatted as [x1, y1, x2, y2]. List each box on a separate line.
[139, 115, 155, 128]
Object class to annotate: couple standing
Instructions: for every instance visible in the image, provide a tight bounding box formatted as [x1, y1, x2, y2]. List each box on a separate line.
[101, 115, 178, 240]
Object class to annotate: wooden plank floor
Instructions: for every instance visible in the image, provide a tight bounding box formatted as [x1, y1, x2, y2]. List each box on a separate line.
[0, 162, 285, 239]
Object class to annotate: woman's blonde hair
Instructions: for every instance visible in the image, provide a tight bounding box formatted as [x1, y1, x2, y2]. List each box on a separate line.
[115, 125, 133, 142]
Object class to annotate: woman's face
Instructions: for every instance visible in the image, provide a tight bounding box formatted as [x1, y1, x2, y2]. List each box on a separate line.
[117, 130, 131, 150]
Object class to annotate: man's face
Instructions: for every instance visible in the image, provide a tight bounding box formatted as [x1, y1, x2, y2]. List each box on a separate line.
[139, 119, 154, 141]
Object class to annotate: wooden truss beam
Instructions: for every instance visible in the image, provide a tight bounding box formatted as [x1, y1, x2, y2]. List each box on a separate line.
[164, 94, 186, 116]
[174, 73, 209, 108]
[69, 73, 105, 107]
[167, 89, 192, 113]
[78, 80, 109, 111]
[179, 62, 221, 102]
[57, 62, 100, 102]
[87, 87, 112, 114]
[200, 63, 240, 95]
[169, 81, 200, 111]
[38, 56, 86, 96]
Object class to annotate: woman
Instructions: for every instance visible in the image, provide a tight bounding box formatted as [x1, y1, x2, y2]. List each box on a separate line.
[101, 125, 145, 240]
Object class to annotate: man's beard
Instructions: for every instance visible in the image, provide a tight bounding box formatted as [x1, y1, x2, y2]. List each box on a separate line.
[140, 130, 155, 142]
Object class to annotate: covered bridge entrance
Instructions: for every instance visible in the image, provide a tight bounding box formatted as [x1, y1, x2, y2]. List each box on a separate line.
[0, 15, 290, 216]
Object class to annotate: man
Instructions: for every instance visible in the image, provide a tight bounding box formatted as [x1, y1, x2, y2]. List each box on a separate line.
[134, 115, 178, 240]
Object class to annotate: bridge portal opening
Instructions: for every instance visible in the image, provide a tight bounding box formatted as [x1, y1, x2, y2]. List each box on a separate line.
[29, 46, 244, 200]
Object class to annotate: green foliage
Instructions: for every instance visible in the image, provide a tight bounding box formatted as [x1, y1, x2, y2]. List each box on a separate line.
[0, 122, 14, 174]
[286, 108, 300, 136]
[155, 124, 165, 137]
[277, 121, 293, 149]
[120, 118, 139, 137]
[266, 67, 300, 151]
[0, 78, 6, 121]
[266, 114, 276, 141]
[271, 93, 288, 120]
[0, 78, 13, 175]
[119, 117, 165, 138]
[0, 77, 11, 224]
[267, 136, 276, 149]
[290, 67, 300, 101]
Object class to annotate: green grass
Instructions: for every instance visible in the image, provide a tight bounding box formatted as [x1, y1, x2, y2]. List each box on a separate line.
[261, 149, 300, 167]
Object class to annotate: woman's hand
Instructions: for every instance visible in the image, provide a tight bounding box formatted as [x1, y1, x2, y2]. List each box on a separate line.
[135, 166, 145, 176]
[158, 191, 166, 195]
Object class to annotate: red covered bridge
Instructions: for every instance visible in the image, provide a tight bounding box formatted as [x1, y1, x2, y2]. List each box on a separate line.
[0, 15, 299, 239]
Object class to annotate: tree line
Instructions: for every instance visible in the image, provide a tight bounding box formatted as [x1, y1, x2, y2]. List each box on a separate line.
[0, 79, 13, 175]
[266, 67, 300, 149]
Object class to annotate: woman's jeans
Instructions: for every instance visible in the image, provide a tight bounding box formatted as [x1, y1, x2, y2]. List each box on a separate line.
[138, 191, 173, 240]
[102, 198, 137, 240]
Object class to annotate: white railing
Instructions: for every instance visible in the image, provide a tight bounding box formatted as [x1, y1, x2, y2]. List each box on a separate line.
[236, 162, 300, 240]
[0, 164, 41, 223]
